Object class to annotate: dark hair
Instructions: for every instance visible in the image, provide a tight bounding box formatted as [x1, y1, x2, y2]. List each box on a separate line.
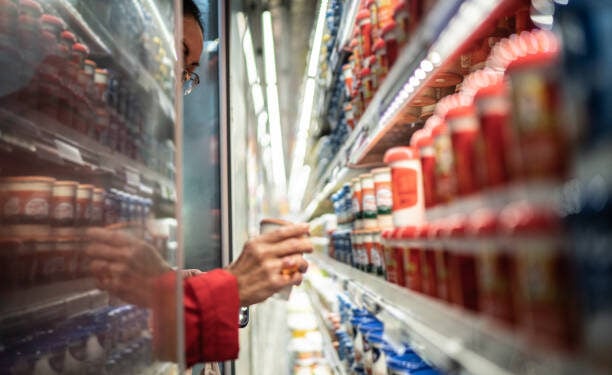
[183, 0, 204, 33]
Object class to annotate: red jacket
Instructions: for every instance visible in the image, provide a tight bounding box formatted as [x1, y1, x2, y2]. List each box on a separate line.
[153, 269, 240, 367]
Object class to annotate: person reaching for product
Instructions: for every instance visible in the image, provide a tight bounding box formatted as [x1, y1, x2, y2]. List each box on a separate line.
[84, 0, 312, 367]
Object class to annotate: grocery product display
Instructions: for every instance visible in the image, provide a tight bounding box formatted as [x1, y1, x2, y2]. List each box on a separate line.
[296, 0, 612, 375]
[0, 1, 179, 373]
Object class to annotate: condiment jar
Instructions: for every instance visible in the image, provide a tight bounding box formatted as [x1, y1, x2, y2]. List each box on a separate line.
[372, 231, 385, 277]
[357, 10, 373, 57]
[0, 176, 55, 235]
[91, 188, 105, 226]
[383, 147, 425, 227]
[411, 128, 436, 208]
[499, 202, 576, 349]
[360, 173, 378, 229]
[382, 228, 406, 286]
[506, 46, 566, 181]
[401, 226, 422, 292]
[372, 167, 393, 229]
[430, 221, 450, 302]
[428, 117, 457, 204]
[392, 1, 409, 43]
[50, 180, 77, 227]
[75, 184, 93, 227]
[352, 177, 364, 230]
[381, 22, 399, 67]
[445, 105, 482, 196]
[418, 224, 437, 297]
[468, 209, 515, 324]
[445, 216, 479, 311]
[474, 82, 512, 187]
[372, 37, 388, 84]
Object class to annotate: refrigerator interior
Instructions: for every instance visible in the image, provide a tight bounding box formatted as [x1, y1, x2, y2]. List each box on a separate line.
[0, 0, 185, 373]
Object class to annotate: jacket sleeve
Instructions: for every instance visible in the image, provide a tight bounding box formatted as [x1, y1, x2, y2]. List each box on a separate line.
[183, 269, 241, 366]
[152, 269, 240, 367]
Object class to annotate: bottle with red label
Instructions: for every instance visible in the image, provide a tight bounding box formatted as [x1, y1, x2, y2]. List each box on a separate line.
[506, 30, 567, 181]
[381, 22, 398, 67]
[500, 202, 577, 349]
[360, 173, 378, 229]
[430, 221, 450, 302]
[474, 81, 512, 187]
[37, 14, 67, 119]
[446, 105, 482, 196]
[446, 215, 479, 311]
[352, 177, 364, 230]
[427, 117, 457, 204]
[411, 127, 437, 208]
[357, 9, 373, 58]
[383, 146, 425, 228]
[372, 167, 393, 229]
[382, 228, 406, 287]
[419, 224, 438, 298]
[402, 226, 422, 293]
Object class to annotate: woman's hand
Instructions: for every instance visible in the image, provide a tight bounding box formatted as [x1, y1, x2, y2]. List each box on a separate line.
[227, 223, 312, 306]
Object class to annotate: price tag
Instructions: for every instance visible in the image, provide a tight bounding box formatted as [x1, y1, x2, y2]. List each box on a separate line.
[54, 140, 83, 165]
[125, 170, 141, 187]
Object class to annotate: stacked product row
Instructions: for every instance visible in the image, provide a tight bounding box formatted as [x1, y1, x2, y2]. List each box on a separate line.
[323, 24, 612, 356]
[0, 0, 175, 179]
[0, 304, 153, 375]
[333, 294, 442, 375]
[0, 176, 167, 290]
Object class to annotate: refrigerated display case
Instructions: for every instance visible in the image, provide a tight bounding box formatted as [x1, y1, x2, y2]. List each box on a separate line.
[291, 0, 612, 375]
[0, 0, 184, 373]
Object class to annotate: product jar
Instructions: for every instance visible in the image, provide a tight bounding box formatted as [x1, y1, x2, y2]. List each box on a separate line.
[352, 178, 364, 230]
[75, 184, 93, 227]
[372, 167, 393, 229]
[361, 173, 379, 229]
[383, 147, 425, 228]
[0, 176, 55, 235]
[357, 10, 373, 57]
[401, 226, 422, 293]
[50, 180, 77, 227]
[411, 129, 436, 208]
[418, 224, 438, 297]
[381, 22, 399, 67]
[469, 209, 515, 325]
[445, 105, 482, 196]
[91, 188, 105, 227]
[446, 216, 479, 311]
[428, 118, 457, 204]
[382, 228, 406, 286]
[506, 46, 566, 181]
[474, 82, 512, 187]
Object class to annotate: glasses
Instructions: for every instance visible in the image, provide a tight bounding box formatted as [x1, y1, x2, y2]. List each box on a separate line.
[182, 69, 200, 96]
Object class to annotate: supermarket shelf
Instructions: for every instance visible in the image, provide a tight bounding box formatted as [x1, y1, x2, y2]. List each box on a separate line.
[304, 283, 348, 375]
[52, 0, 176, 121]
[0, 108, 176, 202]
[350, 0, 520, 165]
[0, 278, 106, 331]
[303, 0, 521, 214]
[308, 253, 604, 375]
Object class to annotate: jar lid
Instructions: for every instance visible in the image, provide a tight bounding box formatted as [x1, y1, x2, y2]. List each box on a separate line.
[383, 146, 419, 163]
[400, 226, 417, 238]
[429, 120, 448, 138]
[40, 14, 66, 29]
[357, 9, 370, 22]
[474, 81, 507, 100]
[20, 0, 42, 15]
[0, 176, 55, 183]
[506, 50, 558, 71]
[77, 184, 95, 189]
[373, 38, 385, 52]
[359, 173, 373, 179]
[499, 201, 560, 234]
[415, 128, 433, 148]
[94, 68, 108, 76]
[468, 209, 497, 236]
[84, 59, 97, 68]
[444, 105, 477, 120]
[54, 180, 78, 186]
[342, 63, 352, 71]
[371, 167, 391, 175]
[381, 22, 397, 37]
[60, 31, 76, 43]
[72, 43, 89, 55]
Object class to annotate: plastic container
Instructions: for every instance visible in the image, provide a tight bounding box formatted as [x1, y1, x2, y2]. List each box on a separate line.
[474, 82, 512, 187]
[428, 118, 457, 204]
[418, 224, 437, 297]
[383, 147, 425, 227]
[91, 188, 105, 226]
[500, 202, 576, 349]
[506, 46, 566, 180]
[411, 128, 436, 208]
[446, 105, 482, 196]
[372, 231, 385, 277]
[469, 209, 514, 324]
[381, 22, 398, 67]
[372, 167, 393, 229]
[373, 37, 388, 84]
[432, 221, 451, 302]
[382, 228, 406, 286]
[75, 184, 93, 227]
[392, 1, 409, 43]
[0, 176, 55, 234]
[357, 10, 373, 57]
[352, 178, 364, 229]
[50, 180, 77, 227]
[361, 173, 378, 229]
[446, 216, 479, 311]
[401, 226, 422, 292]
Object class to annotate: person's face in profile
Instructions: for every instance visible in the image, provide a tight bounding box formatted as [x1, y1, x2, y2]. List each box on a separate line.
[183, 15, 203, 74]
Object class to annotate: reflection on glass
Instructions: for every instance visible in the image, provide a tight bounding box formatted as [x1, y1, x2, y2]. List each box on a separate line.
[0, 0, 179, 373]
